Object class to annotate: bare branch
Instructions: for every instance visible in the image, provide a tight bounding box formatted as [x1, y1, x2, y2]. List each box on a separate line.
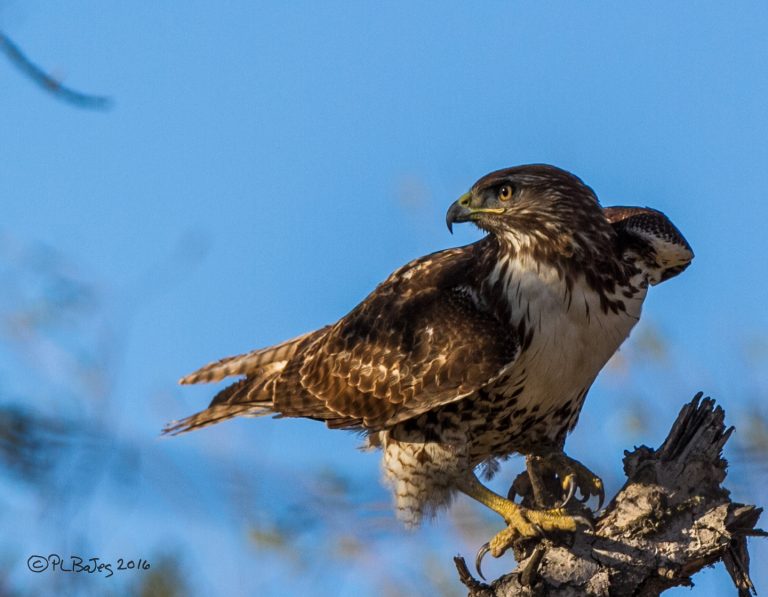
[0, 31, 112, 110]
[456, 394, 766, 596]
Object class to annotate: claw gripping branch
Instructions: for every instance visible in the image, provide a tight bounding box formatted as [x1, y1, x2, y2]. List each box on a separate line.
[455, 394, 766, 597]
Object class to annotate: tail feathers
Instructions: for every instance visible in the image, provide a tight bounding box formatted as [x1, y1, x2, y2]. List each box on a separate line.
[165, 371, 277, 435]
[162, 403, 272, 435]
[179, 329, 323, 385]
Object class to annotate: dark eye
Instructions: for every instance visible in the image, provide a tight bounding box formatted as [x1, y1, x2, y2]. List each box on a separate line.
[497, 184, 514, 201]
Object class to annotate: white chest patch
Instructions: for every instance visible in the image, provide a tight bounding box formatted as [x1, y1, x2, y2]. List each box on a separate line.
[492, 254, 647, 432]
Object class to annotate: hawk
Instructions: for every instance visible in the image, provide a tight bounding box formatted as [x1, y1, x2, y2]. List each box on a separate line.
[165, 164, 693, 573]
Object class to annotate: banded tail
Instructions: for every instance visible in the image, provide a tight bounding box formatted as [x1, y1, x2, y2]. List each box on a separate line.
[165, 327, 328, 435]
[178, 329, 323, 385]
[163, 377, 275, 435]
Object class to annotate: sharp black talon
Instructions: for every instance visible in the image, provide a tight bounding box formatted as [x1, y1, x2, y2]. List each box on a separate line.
[596, 486, 605, 511]
[533, 523, 545, 536]
[559, 477, 577, 507]
[475, 542, 491, 580]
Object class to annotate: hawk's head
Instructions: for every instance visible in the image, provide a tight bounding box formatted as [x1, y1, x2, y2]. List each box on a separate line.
[446, 164, 613, 259]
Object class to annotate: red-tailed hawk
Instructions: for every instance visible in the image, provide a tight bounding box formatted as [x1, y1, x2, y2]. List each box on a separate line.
[165, 164, 693, 574]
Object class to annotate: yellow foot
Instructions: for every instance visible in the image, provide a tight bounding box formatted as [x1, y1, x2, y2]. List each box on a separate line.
[458, 473, 594, 579]
[527, 451, 605, 510]
[475, 505, 592, 579]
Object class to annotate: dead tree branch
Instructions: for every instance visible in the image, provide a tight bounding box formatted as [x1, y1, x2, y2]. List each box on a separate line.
[0, 31, 112, 110]
[455, 393, 766, 596]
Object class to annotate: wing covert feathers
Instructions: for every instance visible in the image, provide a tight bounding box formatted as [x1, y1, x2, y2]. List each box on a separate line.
[604, 206, 694, 284]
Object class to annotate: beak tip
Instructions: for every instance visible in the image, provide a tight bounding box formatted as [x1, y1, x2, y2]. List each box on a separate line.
[446, 194, 471, 234]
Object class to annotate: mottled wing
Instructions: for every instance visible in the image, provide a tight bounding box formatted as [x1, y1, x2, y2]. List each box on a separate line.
[167, 244, 520, 435]
[605, 206, 694, 284]
[278, 246, 519, 429]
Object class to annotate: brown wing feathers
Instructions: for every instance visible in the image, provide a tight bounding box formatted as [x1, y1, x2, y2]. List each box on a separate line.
[165, 243, 520, 435]
[289, 286, 518, 430]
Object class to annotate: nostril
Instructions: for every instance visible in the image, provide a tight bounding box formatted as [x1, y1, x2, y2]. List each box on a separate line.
[459, 194, 471, 207]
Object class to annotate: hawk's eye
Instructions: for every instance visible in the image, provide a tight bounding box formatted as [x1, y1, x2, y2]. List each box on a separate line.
[497, 185, 514, 202]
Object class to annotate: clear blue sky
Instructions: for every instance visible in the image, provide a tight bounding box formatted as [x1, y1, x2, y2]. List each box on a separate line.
[1, 2, 767, 595]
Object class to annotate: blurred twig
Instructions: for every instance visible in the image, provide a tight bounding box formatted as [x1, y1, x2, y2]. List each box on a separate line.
[0, 30, 112, 110]
[0, 404, 68, 484]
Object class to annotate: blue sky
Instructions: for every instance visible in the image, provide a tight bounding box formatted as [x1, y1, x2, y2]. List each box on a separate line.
[1, 2, 767, 595]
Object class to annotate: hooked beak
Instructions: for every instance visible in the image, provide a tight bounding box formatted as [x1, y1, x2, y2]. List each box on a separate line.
[445, 192, 505, 233]
[446, 193, 473, 234]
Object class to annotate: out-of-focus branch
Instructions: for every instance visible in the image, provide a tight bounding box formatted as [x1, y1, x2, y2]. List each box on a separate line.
[455, 394, 766, 596]
[0, 31, 112, 110]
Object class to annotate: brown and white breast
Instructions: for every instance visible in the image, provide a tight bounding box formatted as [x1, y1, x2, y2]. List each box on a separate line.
[486, 254, 647, 445]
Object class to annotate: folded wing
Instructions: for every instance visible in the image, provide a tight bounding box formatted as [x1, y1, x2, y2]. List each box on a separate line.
[165, 244, 519, 435]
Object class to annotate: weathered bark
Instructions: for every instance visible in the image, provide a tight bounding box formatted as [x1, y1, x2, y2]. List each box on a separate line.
[455, 393, 766, 596]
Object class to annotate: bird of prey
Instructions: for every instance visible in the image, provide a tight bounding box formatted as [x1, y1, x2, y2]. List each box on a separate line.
[165, 164, 693, 573]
